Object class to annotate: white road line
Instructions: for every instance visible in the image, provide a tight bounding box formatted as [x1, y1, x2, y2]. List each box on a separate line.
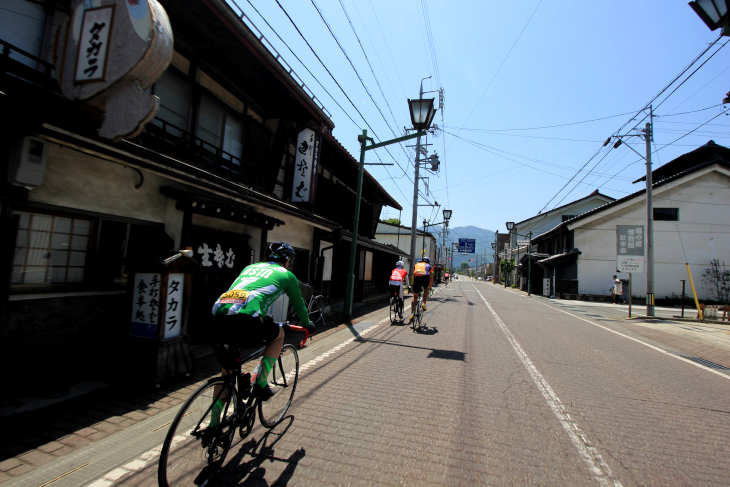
[473, 284, 623, 487]
[530, 297, 730, 380]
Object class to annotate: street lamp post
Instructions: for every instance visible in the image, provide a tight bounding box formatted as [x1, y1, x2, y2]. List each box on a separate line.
[343, 97, 434, 321]
[491, 242, 497, 281]
[408, 78, 438, 291]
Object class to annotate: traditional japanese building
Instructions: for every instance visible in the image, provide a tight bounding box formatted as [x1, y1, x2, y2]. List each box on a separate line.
[0, 0, 403, 391]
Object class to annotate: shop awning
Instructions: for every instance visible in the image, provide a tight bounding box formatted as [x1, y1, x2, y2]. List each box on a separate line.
[161, 186, 285, 230]
[537, 249, 582, 269]
[338, 229, 407, 255]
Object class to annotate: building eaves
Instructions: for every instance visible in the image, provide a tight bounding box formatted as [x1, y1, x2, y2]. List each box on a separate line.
[37, 123, 340, 231]
[532, 157, 730, 242]
[320, 130, 403, 210]
[633, 140, 730, 184]
[516, 189, 615, 227]
[339, 229, 409, 255]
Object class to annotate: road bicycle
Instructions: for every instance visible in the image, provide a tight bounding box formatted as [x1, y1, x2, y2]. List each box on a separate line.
[289, 284, 326, 328]
[157, 323, 310, 487]
[305, 292, 326, 327]
[389, 286, 404, 324]
[411, 294, 424, 331]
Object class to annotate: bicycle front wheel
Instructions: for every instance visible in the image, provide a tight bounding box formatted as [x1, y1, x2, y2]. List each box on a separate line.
[158, 378, 238, 487]
[259, 344, 299, 428]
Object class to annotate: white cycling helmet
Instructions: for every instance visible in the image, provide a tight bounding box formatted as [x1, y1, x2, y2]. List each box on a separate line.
[396, 261, 404, 268]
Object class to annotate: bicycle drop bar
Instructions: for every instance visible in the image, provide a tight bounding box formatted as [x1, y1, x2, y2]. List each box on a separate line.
[282, 322, 311, 349]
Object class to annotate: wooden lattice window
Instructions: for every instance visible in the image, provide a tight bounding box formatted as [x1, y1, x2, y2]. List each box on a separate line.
[12, 210, 92, 284]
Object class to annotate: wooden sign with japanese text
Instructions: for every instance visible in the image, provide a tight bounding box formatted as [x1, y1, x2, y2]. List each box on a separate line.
[55, 0, 173, 141]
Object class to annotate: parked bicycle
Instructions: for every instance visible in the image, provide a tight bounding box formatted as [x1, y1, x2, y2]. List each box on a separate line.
[289, 283, 326, 328]
[157, 323, 310, 486]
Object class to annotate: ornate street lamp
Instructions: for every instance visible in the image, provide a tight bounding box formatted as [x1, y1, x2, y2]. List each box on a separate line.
[689, 0, 730, 33]
[343, 96, 433, 321]
[408, 98, 437, 130]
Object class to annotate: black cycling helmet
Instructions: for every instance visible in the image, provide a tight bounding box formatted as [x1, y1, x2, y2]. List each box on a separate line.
[267, 241, 296, 264]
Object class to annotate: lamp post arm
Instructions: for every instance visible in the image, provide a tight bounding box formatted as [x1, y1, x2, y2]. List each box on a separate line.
[365, 131, 427, 151]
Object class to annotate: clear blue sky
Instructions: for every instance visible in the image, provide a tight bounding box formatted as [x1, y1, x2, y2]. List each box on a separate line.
[236, 0, 728, 242]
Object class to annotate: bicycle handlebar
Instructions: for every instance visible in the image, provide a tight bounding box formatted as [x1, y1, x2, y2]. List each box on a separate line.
[282, 322, 311, 349]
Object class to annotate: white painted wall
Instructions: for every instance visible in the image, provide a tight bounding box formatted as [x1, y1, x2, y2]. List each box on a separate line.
[573, 167, 730, 300]
[29, 143, 170, 223]
[374, 223, 436, 266]
[266, 210, 315, 252]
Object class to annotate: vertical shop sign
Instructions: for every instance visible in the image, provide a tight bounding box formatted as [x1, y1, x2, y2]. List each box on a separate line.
[164, 272, 184, 338]
[309, 132, 321, 203]
[74, 6, 114, 83]
[130, 272, 161, 338]
[292, 128, 315, 202]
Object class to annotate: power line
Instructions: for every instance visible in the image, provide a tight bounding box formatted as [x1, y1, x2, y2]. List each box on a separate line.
[271, 0, 434, 212]
[541, 33, 726, 213]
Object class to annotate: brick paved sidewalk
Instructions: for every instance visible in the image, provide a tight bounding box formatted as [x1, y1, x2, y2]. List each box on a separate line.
[623, 321, 730, 370]
[0, 297, 394, 485]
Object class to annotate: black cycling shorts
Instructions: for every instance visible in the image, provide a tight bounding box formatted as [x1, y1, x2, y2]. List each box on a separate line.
[413, 275, 430, 294]
[210, 314, 280, 369]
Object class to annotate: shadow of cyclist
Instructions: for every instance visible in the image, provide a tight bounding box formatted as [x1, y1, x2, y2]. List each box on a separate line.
[216, 416, 306, 485]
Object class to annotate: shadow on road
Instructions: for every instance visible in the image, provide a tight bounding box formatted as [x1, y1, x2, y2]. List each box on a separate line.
[220, 416, 306, 485]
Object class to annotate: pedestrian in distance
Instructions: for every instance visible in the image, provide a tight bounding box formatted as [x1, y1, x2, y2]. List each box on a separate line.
[611, 274, 625, 305]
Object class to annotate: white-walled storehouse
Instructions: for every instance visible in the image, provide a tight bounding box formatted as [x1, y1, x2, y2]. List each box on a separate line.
[532, 141, 730, 301]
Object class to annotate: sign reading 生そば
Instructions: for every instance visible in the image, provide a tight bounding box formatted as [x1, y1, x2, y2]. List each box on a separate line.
[616, 225, 644, 273]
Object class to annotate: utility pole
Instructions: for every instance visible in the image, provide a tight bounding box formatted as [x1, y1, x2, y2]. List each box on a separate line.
[409, 79, 427, 285]
[645, 107, 655, 317]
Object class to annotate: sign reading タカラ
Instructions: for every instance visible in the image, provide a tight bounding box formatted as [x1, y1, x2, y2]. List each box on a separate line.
[616, 225, 644, 273]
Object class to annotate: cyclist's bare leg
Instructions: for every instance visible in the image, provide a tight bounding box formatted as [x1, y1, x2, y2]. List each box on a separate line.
[263, 326, 285, 362]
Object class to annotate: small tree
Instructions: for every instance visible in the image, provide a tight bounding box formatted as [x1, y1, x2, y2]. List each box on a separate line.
[382, 218, 400, 225]
[499, 258, 515, 276]
[702, 259, 730, 303]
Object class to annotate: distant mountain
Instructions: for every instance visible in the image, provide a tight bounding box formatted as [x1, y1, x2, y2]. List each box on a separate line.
[429, 225, 495, 269]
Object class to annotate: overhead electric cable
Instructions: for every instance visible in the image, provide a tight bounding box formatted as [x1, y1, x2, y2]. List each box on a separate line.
[541, 33, 725, 212]
[335, 0, 400, 134]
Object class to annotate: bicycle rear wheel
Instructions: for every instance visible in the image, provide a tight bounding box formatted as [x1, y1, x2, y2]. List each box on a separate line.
[411, 300, 420, 331]
[158, 378, 238, 487]
[308, 295, 326, 326]
[416, 302, 423, 329]
[259, 344, 299, 427]
[389, 297, 398, 324]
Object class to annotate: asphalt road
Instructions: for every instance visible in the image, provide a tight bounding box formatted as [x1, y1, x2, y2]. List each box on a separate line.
[9, 280, 730, 486]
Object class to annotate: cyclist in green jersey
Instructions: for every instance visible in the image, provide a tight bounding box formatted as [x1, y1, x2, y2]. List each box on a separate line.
[211, 241, 314, 400]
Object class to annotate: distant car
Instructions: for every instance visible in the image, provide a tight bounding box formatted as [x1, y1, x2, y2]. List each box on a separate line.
[486, 276, 493, 281]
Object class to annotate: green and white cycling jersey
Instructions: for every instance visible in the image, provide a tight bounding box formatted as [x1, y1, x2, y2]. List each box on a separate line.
[212, 261, 311, 327]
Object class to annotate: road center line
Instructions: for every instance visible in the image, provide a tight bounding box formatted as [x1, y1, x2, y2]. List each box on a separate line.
[473, 284, 622, 487]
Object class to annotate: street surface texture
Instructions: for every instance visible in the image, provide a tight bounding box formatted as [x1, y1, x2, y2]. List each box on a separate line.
[2, 280, 730, 486]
